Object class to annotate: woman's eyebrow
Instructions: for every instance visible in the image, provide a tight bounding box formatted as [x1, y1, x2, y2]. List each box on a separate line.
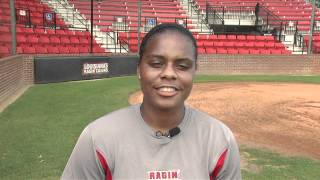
[176, 58, 195, 63]
[145, 54, 165, 60]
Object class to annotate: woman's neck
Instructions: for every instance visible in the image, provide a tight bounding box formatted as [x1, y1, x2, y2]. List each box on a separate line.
[140, 103, 185, 132]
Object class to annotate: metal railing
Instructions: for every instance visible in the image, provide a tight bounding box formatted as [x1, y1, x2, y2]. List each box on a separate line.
[106, 31, 128, 53]
[207, 5, 255, 21]
[255, 5, 286, 41]
[186, 0, 211, 33]
[46, 0, 89, 29]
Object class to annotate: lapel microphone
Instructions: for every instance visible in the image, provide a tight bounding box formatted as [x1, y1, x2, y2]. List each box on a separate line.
[155, 127, 181, 138]
[168, 127, 181, 138]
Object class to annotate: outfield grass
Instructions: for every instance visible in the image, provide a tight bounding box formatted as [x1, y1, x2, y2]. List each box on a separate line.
[0, 75, 320, 179]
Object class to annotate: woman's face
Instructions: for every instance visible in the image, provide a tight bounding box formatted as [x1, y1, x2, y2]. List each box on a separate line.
[138, 30, 196, 111]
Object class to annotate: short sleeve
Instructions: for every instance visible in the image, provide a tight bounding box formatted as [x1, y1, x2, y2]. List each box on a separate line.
[61, 127, 105, 180]
[214, 131, 241, 180]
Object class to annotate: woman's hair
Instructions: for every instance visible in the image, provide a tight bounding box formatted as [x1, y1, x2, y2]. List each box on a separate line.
[139, 23, 198, 61]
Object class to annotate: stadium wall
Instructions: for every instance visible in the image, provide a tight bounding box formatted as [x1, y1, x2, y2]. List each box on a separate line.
[0, 55, 33, 112]
[1, 54, 320, 111]
[197, 55, 320, 75]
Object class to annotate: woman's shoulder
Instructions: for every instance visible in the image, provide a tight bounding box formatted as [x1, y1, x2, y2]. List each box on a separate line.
[188, 106, 233, 138]
[87, 104, 140, 135]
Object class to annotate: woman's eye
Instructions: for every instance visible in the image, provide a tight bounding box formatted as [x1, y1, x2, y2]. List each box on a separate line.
[150, 61, 162, 68]
[177, 64, 189, 70]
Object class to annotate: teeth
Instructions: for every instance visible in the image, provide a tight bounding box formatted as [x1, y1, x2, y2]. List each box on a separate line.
[159, 87, 176, 92]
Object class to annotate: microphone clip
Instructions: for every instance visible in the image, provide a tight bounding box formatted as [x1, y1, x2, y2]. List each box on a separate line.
[155, 127, 181, 138]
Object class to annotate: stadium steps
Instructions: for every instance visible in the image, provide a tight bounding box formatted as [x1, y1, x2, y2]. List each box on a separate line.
[282, 34, 307, 54]
[41, 0, 88, 30]
[42, 0, 125, 53]
[179, 0, 212, 33]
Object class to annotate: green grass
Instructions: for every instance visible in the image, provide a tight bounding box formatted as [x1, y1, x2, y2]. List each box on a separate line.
[241, 147, 320, 180]
[0, 75, 319, 179]
[0, 76, 139, 180]
[195, 75, 320, 84]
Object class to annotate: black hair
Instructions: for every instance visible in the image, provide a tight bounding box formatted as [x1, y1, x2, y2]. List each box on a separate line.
[139, 23, 198, 62]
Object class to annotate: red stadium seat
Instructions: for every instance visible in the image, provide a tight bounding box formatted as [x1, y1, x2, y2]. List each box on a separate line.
[224, 41, 234, 47]
[0, 26, 10, 33]
[0, 46, 10, 54]
[260, 49, 271, 54]
[227, 48, 238, 54]
[58, 46, 70, 54]
[244, 42, 254, 48]
[79, 46, 89, 53]
[68, 46, 80, 54]
[254, 42, 265, 48]
[17, 34, 27, 44]
[206, 47, 216, 54]
[93, 46, 106, 53]
[50, 36, 61, 44]
[217, 34, 227, 40]
[213, 41, 224, 47]
[61, 36, 71, 44]
[79, 37, 89, 44]
[23, 28, 34, 34]
[238, 48, 249, 54]
[216, 48, 227, 54]
[227, 35, 237, 40]
[24, 46, 36, 54]
[203, 40, 213, 47]
[234, 42, 244, 47]
[249, 49, 260, 54]
[265, 42, 275, 48]
[256, 36, 266, 41]
[56, 29, 67, 35]
[246, 35, 256, 41]
[38, 35, 50, 44]
[0, 34, 12, 43]
[70, 37, 80, 44]
[197, 41, 203, 47]
[34, 28, 46, 34]
[47, 46, 60, 54]
[27, 35, 39, 44]
[237, 35, 246, 41]
[35, 46, 48, 54]
[46, 29, 56, 35]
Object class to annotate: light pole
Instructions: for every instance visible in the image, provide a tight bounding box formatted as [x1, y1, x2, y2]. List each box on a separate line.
[9, 0, 16, 55]
[138, 0, 142, 51]
[90, 0, 94, 53]
[308, 0, 316, 54]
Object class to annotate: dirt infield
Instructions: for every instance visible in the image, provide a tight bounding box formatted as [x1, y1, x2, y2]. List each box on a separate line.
[128, 83, 320, 159]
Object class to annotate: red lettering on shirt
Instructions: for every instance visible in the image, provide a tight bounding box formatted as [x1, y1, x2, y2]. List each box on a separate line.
[162, 172, 167, 179]
[149, 172, 155, 179]
[156, 172, 161, 179]
[147, 170, 181, 180]
[171, 171, 178, 178]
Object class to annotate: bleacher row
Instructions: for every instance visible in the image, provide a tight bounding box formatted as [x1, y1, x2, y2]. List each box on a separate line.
[0, 0, 66, 27]
[1, 0, 320, 58]
[305, 34, 320, 53]
[194, 0, 320, 32]
[118, 32, 290, 54]
[0, 0, 106, 57]
[70, 0, 193, 31]
[0, 25, 105, 55]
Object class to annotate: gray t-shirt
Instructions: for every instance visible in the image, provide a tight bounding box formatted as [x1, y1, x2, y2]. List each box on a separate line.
[62, 104, 241, 180]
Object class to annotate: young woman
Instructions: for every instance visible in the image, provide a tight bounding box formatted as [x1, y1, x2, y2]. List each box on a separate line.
[62, 23, 241, 180]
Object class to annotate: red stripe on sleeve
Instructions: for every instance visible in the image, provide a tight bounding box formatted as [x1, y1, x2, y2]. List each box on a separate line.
[96, 150, 112, 180]
[211, 149, 228, 179]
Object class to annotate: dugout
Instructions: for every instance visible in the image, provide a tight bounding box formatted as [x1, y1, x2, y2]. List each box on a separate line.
[34, 55, 139, 84]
